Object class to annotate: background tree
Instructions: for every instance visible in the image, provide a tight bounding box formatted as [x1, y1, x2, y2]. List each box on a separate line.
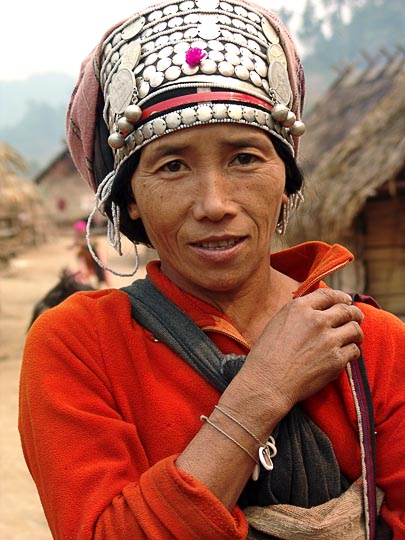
[295, 0, 405, 110]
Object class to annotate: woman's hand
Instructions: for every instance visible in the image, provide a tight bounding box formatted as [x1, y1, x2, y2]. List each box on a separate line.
[233, 288, 364, 426]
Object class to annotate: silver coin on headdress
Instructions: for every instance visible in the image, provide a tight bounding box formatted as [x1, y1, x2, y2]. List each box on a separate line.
[120, 41, 142, 71]
[122, 17, 146, 41]
[267, 44, 287, 68]
[261, 18, 279, 44]
[109, 69, 136, 114]
[268, 61, 291, 105]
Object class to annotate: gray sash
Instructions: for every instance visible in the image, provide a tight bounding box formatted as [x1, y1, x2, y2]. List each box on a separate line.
[121, 276, 347, 507]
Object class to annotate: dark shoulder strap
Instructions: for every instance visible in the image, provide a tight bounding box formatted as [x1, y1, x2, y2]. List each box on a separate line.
[348, 291, 380, 540]
[121, 277, 244, 392]
[121, 281, 379, 539]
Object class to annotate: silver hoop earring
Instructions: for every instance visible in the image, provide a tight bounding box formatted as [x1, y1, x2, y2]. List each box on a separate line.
[86, 173, 140, 278]
[276, 190, 304, 235]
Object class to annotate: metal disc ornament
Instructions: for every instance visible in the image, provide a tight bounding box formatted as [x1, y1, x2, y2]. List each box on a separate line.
[109, 69, 136, 114]
[122, 17, 146, 41]
[267, 44, 287, 68]
[261, 18, 279, 44]
[120, 41, 142, 71]
[268, 61, 291, 105]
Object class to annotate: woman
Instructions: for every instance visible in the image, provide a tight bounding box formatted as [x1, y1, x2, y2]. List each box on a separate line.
[19, 1, 404, 539]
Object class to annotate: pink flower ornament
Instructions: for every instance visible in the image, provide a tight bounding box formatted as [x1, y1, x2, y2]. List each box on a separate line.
[185, 47, 207, 67]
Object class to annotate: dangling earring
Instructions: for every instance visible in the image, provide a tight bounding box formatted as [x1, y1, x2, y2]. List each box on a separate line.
[85, 172, 140, 278]
[276, 190, 304, 235]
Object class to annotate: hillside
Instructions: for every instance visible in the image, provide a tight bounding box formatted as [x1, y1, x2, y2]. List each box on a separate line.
[0, 73, 75, 175]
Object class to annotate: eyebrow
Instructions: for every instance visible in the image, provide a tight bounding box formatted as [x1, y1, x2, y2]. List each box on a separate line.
[149, 143, 191, 159]
[149, 134, 269, 158]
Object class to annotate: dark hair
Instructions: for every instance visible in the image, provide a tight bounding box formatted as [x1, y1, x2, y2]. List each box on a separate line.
[102, 132, 304, 247]
[28, 270, 96, 329]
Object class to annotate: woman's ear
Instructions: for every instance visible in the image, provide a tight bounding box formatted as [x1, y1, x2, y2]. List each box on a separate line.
[281, 192, 288, 205]
[128, 199, 141, 221]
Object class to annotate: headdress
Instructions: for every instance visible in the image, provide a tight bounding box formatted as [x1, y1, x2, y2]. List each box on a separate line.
[66, 0, 306, 272]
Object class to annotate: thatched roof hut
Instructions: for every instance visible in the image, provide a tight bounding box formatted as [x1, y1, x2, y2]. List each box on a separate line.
[0, 142, 48, 263]
[285, 47, 405, 318]
[35, 147, 95, 226]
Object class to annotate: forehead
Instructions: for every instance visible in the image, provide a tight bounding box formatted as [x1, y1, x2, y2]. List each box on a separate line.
[143, 122, 272, 152]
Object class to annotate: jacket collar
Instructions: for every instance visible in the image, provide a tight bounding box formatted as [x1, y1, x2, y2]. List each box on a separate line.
[145, 241, 354, 340]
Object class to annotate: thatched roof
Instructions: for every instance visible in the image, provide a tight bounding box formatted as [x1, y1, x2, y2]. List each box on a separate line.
[35, 145, 77, 184]
[0, 141, 42, 214]
[287, 47, 405, 245]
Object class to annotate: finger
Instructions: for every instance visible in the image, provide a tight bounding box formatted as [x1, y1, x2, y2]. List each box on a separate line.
[324, 303, 364, 328]
[339, 341, 362, 364]
[299, 288, 353, 311]
[334, 320, 364, 347]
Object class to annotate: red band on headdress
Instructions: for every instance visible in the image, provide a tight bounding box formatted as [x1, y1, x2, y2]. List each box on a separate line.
[140, 91, 274, 123]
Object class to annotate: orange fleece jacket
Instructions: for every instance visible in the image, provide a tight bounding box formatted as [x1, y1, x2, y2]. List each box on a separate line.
[19, 242, 405, 540]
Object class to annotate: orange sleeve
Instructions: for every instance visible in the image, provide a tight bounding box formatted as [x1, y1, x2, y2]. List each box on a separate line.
[19, 291, 248, 540]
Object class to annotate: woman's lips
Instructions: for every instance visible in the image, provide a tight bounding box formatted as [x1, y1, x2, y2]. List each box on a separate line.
[189, 237, 248, 261]
[193, 237, 244, 250]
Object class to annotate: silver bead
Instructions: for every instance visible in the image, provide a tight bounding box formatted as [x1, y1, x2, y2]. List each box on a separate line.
[282, 111, 296, 128]
[289, 120, 306, 137]
[142, 123, 154, 140]
[200, 59, 218, 75]
[271, 104, 289, 123]
[124, 105, 143, 123]
[266, 115, 275, 129]
[242, 107, 256, 122]
[218, 61, 235, 77]
[255, 110, 267, 125]
[174, 42, 190, 54]
[135, 129, 144, 146]
[250, 71, 262, 87]
[235, 65, 250, 81]
[117, 116, 135, 136]
[108, 132, 126, 149]
[150, 72, 165, 88]
[145, 53, 159, 67]
[235, 6, 248, 17]
[228, 105, 243, 121]
[157, 57, 172, 72]
[181, 107, 197, 125]
[166, 112, 182, 129]
[127, 135, 135, 151]
[182, 63, 199, 76]
[152, 118, 167, 136]
[209, 50, 225, 62]
[197, 105, 213, 122]
[165, 66, 182, 81]
[225, 52, 241, 66]
[138, 80, 150, 99]
[212, 104, 228, 119]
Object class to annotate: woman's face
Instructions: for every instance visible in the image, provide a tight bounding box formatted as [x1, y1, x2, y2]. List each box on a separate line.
[128, 123, 287, 298]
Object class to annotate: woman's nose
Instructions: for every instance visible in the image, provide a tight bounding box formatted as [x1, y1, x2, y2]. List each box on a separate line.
[192, 172, 238, 221]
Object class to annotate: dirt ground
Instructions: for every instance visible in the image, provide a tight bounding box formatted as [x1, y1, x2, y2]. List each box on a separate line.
[0, 230, 155, 540]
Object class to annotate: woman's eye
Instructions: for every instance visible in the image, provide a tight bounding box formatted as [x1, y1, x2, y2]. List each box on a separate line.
[162, 160, 184, 173]
[233, 153, 257, 166]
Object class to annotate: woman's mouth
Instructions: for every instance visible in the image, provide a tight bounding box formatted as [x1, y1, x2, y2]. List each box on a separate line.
[195, 238, 243, 250]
